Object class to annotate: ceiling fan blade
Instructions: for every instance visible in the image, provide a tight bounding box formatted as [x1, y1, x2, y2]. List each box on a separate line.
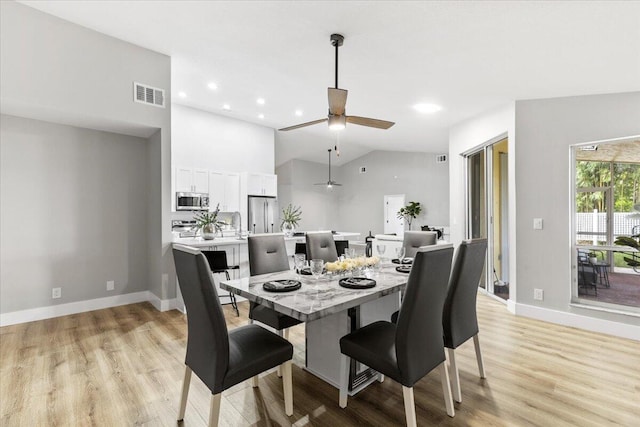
[279, 118, 328, 131]
[346, 116, 395, 129]
[328, 88, 348, 115]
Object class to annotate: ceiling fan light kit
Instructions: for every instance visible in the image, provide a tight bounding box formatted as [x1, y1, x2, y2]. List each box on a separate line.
[279, 33, 394, 132]
[328, 114, 346, 130]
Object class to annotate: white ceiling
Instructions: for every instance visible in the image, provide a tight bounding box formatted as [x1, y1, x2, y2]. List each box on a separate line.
[20, 1, 640, 166]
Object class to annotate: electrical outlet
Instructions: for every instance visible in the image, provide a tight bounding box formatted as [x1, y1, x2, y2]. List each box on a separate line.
[107, 280, 115, 291]
[52, 287, 62, 299]
[534, 288, 544, 301]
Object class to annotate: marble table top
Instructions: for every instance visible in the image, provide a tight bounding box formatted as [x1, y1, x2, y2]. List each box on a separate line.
[220, 264, 408, 322]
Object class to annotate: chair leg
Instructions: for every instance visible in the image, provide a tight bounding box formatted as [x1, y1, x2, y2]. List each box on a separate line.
[276, 330, 284, 377]
[178, 366, 192, 421]
[251, 375, 259, 387]
[338, 354, 349, 408]
[402, 386, 417, 427]
[283, 328, 290, 341]
[282, 360, 293, 416]
[209, 393, 221, 427]
[438, 362, 455, 417]
[473, 334, 486, 379]
[447, 348, 462, 403]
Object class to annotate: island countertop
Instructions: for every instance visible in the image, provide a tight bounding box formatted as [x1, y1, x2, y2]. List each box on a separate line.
[172, 231, 360, 248]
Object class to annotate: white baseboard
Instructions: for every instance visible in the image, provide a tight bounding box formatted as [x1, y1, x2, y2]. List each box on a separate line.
[0, 291, 178, 327]
[515, 302, 640, 341]
[147, 292, 177, 312]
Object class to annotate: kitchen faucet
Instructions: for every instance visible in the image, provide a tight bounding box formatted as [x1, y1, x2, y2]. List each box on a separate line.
[231, 211, 244, 239]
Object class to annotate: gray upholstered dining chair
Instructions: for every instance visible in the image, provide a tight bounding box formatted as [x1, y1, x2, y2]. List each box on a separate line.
[248, 234, 303, 341]
[172, 244, 293, 426]
[338, 245, 455, 425]
[306, 231, 339, 263]
[442, 238, 488, 403]
[402, 230, 438, 258]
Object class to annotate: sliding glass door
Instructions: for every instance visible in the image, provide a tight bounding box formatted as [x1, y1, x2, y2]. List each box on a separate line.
[465, 137, 509, 299]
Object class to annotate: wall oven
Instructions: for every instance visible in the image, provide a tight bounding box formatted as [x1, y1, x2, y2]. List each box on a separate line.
[176, 192, 209, 211]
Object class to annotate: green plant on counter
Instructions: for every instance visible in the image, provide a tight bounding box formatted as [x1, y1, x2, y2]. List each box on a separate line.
[194, 203, 226, 235]
[281, 204, 302, 228]
[397, 201, 423, 230]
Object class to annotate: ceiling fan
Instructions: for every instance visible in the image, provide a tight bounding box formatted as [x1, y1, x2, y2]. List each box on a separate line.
[315, 149, 342, 188]
[279, 34, 395, 132]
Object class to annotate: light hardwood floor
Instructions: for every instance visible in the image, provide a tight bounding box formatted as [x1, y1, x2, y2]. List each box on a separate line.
[1, 295, 639, 426]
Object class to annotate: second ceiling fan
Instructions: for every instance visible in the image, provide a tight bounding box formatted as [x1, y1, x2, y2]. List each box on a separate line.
[279, 34, 395, 132]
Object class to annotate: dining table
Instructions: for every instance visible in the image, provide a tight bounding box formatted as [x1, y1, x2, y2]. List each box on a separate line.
[220, 261, 409, 395]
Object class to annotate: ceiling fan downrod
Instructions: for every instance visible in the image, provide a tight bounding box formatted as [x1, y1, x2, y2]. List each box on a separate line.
[331, 34, 344, 89]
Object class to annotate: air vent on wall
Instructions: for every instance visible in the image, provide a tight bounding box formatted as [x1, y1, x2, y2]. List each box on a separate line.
[436, 154, 448, 163]
[133, 82, 165, 108]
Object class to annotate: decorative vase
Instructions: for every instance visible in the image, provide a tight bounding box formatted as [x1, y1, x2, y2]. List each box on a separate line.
[202, 224, 216, 240]
[282, 222, 295, 237]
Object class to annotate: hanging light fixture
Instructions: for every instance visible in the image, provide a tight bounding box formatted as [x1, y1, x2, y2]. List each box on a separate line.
[314, 149, 342, 188]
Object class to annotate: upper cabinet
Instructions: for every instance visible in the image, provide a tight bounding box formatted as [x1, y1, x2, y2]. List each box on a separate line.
[246, 173, 278, 197]
[210, 171, 240, 212]
[175, 167, 209, 193]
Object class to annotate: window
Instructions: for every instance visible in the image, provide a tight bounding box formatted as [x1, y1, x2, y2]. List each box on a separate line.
[573, 138, 640, 310]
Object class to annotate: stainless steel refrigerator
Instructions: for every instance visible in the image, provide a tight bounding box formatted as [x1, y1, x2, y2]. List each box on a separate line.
[248, 196, 278, 234]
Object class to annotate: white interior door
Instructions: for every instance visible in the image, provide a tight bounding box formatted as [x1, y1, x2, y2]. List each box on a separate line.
[384, 195, 405, 235]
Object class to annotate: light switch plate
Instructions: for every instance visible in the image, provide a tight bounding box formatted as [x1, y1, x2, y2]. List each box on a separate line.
[107, 280, 115, 291]
[533, 218, 543, 230]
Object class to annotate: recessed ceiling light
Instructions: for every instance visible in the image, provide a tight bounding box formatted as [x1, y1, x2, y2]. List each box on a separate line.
[413, 103, 442, 114]
[207, 82, 218, 90]
[258, 114, 265, 119]
[222, 104, 231, 111]
[295, 110, 303, 117]
[178, 91, 187, 98]
[256, 98, 266, 105]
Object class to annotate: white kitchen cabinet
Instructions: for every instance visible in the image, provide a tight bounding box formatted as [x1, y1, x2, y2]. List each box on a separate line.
[246, 173, 278, 197]
[175, 167, 209, 193]
[210, 171, 240, 212]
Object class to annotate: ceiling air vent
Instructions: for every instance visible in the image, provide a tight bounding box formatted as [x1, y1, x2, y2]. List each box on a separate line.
[359, 166, 367, 174]
[133, 82, 165, 108]
[435, 154, 448, 164]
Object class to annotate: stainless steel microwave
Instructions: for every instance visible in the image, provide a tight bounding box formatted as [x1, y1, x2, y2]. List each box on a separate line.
[176, 192, 209, 211]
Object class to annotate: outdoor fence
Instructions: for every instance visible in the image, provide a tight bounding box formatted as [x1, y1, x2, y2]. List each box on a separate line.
[576, 212, 640, 243]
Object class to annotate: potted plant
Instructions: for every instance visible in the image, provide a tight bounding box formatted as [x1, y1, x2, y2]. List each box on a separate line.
[281, 204, 302, 237]
[397, 201, 423, 230]
[194, 203, 226, 240]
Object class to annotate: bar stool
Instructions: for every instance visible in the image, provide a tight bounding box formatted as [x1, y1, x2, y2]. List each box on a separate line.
[203, 250, 240, 316]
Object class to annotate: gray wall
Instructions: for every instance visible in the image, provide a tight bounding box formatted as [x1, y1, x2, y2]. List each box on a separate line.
[0, 116, 149, 312]
[514, 92, 640, 325]
[276, 159, 340, 232]
[336, 151, 449, 238]
[0, 2, 173, 311]
[449, 92, 640, 328]
[276, 150, 450, 239]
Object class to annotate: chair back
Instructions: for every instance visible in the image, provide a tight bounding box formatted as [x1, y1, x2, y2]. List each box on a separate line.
[442, 239, 488, 349]
[335, 240, 349, 257]
[306, 232, 339, 263]
[402, 231, 438, 258]
[173, 245, 229, 392]
[395, 245, 454, 385]
[248, 234, 290, 276]
[203, 250, 229, 272]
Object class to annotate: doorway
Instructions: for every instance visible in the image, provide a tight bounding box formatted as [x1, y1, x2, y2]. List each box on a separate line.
[465, 137, 510, 300]
[384, 194, 405, 235]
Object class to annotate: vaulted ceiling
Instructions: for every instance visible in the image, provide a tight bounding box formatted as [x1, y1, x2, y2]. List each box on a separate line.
[20, 1, 640, 166]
